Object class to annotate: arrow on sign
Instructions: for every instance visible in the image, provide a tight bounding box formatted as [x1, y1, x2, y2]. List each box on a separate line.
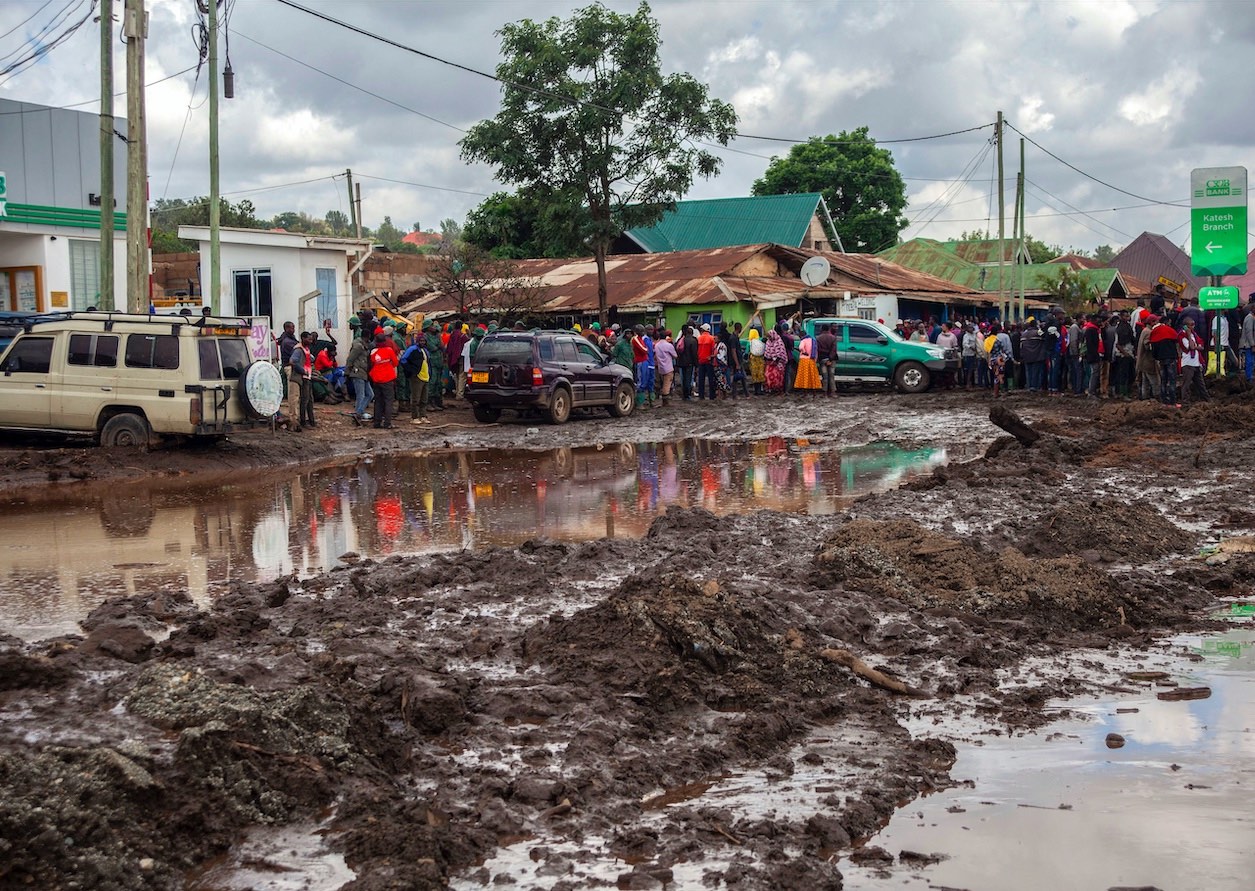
[1206, 241, 1222, 253]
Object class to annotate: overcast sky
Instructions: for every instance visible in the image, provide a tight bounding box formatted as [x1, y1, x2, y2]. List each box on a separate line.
[3, 0, 1252, 255]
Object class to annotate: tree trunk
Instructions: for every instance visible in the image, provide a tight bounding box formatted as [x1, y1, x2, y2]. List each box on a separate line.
[594, 238, 609, 327]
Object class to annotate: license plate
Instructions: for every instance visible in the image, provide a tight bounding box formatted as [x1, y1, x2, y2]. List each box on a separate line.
[471, 371, 488, 384]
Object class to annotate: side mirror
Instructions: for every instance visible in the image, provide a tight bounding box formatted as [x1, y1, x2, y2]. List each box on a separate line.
[877, 335, 889, 345]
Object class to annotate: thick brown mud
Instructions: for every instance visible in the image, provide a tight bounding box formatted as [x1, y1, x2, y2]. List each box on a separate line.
[0, 391, 1251, 889]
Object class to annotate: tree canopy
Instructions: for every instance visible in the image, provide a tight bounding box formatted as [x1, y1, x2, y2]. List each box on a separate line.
[463, 188, 589, 260]
[459, 0, 737, 321]
[150, 197, 263, 253]
[752, 128, 908, 253]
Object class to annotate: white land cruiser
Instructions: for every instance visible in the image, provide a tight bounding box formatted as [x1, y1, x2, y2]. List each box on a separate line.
[0, 311, 283, 446]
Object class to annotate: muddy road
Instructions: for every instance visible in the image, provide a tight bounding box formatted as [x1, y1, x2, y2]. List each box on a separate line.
[0, 390, 1251, 890]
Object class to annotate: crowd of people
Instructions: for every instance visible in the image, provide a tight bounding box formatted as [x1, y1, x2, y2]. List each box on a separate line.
[275, 289, 1254, 429]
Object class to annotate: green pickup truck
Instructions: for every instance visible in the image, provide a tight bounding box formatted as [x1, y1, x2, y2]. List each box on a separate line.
[801, 318, 950, 393]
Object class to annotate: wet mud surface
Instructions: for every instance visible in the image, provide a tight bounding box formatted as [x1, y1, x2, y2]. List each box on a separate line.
[0, 392, 1252, 889]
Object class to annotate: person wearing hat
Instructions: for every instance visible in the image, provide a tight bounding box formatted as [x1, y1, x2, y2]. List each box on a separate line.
[289, 330, 317, 430]
[423, 322, 447, 411]
[696, 322, 717, 399]
[368, 331, 399, 428]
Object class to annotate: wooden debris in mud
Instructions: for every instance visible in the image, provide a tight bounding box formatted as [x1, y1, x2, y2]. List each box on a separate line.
[818, 648, 929, 697]
[1156, 686, 1211, 701]
[990, 405, 1041, 447]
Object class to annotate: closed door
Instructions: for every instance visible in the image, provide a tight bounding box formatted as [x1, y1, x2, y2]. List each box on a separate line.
[0, 335, 56, 427]
[839, 323, 891, 376]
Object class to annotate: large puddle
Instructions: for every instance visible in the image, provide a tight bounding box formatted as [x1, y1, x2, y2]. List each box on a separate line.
[0, 437, 954, 639]
[843, 622, 1255, 890]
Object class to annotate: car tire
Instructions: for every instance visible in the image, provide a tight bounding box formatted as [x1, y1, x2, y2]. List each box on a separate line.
[472, 404, 501, 423]
[548, 386, 572, 424]
[608, 382, 635, 417]
[894, 361, 930, 394]
[100, 412, 151, 448]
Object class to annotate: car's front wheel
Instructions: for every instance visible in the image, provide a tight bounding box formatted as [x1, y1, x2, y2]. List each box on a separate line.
[608, 382, 635, 417]
[548, 386, 572, 424]
[894, 361, 930, 394]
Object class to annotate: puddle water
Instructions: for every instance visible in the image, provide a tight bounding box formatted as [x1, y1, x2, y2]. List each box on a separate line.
[0, 437, 955, 639]
[186, 818, 354, 891]
[844, 624, 1255, 890]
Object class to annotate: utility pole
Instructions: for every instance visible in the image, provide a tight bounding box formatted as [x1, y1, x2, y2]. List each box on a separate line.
[208, 0, 220, 314]
[354, 182, 363, 240]
[345, 168, 358, 236]
[123, 0, 148, 314]
[995, 110, 1006, 322]
[1018, 137, 1027, 321]
[98, 0, 114, 310]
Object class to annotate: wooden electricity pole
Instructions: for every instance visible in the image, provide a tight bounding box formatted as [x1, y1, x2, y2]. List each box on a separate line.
[98, 0, 115, 310]
[208, 0, 221, 314]
[123, 0, 148, 314]
[996, 110, 1006, 322]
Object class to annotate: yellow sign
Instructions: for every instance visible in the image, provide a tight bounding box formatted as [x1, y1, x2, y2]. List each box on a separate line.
[1157, 275, 1186, 294]
[50, 290, 69, 308]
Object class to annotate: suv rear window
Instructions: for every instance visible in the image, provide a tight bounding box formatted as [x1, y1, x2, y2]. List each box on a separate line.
[476, 339, 533, 365]
[125, 334, 180, 369]
[198, 338, 250, 380]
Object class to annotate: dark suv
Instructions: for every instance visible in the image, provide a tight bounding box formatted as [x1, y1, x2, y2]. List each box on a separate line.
[466, 331, 636, 424]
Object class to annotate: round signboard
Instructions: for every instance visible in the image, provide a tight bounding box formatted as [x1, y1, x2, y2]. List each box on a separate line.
[241, 361, 284, 419]
[800, 256, 831, 287]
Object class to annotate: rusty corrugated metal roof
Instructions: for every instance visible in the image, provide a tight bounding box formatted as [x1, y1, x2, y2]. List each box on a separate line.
[400, 243, 981, 315]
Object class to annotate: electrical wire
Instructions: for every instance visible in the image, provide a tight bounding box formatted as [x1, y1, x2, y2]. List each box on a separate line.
[235, 31, 464, 133]
[0, 0, 78, 65]
[353, 173, 489, 198]
[1006, 120, 1186, 208]
[1024, 179, 1134, 242]
[0, 0, 97, 86]
[270, 0, 994, 149]
[0, 65, 200, 113]
[0, 0, 56, 42]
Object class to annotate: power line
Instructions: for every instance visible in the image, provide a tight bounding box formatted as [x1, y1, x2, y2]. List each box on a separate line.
[0, 0, 97, 86]
[271, 0, 993, 150]
[0, 0, 56, 42]
[1024, 179, 1134, 242]
[1006, 120, 1186, 208]
[0, 65, 199, 114]
[354, 173, 489, 198]
[234, 31, 464, 133]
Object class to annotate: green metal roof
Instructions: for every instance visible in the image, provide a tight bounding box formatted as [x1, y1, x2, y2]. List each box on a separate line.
[622, 193, 823, 252]
[880, 239, 1127, 297]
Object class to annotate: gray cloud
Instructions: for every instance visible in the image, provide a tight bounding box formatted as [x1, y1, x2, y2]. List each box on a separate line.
[2, 0, 1249, 255]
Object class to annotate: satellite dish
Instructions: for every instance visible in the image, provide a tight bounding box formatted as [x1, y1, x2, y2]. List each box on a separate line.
[800, 256, 831, 288]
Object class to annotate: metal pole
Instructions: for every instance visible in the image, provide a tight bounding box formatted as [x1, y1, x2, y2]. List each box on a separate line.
[354, 181, 363, 240]
[99, 0, 114, 310]
[208, 0, 220, 315]
[996, 111, 1005, 322]
[124, 0, 148, 314]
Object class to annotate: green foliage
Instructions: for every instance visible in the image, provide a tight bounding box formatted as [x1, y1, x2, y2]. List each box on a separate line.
[1093, 244, 1116, 265]
[325, 210, 351, 235]
[149, 197, 263, 252]
[374, 216, 406, 250]
[1023, 234, 1063, 264]
[463, 189, 589, 259]
[1035, 265, 1102, 313]
[752, 127, 908, 253]
[459, 0, 737, 319]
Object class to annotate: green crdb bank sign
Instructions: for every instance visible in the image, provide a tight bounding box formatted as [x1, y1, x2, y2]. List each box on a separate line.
[1199, 286, 1239, 310]
[1191, 166, 1248, 277]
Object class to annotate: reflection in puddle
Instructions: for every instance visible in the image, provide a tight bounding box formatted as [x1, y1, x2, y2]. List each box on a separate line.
[844, 626, 1255, 890]
[0, 438, 953, 639]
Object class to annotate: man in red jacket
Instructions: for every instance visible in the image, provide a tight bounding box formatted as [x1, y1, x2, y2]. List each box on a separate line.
[369, 332, 399, 429]
[696, 323, 717, 399]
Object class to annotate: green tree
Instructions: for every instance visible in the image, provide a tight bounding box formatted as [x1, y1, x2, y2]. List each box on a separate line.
[375, 216, 405, 250]
[460, 1, 736, 322]
[463, 188, 588, 259]
[1036, 266, 1102, 314]
[752, 127, 908, 253]
[1093, 244, 1116, 265]
[150, 197, 262, 252]
[428, 240, 549, 319]
[325, 210, 351, 235]
[1023, 234, 1064, 264]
